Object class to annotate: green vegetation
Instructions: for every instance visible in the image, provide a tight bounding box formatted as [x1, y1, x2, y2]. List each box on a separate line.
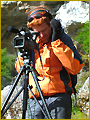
[1, 48, 12, 79]
[71, 106, 86, 119]
[71, 21, 89, 119]
[1, 48, 16, 89]
[73, 21, 89, 54]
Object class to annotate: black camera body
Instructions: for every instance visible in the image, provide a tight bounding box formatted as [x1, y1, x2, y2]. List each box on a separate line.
[13, 30, 32, 52]
[8, 26, 39, 52]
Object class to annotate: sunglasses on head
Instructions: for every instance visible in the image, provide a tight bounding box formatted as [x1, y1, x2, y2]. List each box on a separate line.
[27, 9, 51, 22]
[27, 13, 45, 22]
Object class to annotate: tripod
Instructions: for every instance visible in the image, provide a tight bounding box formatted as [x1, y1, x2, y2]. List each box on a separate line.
[1, 52, 52, 119]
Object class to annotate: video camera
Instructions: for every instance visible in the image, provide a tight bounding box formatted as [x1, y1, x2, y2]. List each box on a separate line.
[8, 26, 39, 53]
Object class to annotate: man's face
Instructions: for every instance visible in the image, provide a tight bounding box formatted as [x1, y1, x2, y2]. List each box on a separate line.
[32, 22, 51, 43]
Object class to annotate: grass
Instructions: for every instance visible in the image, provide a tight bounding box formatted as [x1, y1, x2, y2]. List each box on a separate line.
[71, 107, 86, 119]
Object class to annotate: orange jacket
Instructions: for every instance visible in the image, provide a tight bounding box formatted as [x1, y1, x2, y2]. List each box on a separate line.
[15, 38, 83, 98]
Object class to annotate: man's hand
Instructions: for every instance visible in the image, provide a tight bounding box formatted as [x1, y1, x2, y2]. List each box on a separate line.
[50, 19, 62, 41]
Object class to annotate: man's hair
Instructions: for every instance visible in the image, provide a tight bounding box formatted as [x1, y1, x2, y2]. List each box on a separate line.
[25, 5, 52, 28]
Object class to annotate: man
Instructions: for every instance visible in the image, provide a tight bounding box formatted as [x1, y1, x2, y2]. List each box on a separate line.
[15, 5, 83, 119]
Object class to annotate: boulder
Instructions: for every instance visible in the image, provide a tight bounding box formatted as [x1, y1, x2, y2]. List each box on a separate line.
[55, 1, 89, 36]
[1, 85, 23, 119]
[77, 77, 89, 119]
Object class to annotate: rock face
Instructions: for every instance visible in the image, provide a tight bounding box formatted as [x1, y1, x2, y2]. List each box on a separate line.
[55, 1, 89, 36]
[77, 77, 89, 119]
[55, 1, 89, 27]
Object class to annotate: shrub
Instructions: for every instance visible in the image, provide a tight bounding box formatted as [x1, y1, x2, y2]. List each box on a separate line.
[1, 48, 16, 89]
[73, 21, 89, 54]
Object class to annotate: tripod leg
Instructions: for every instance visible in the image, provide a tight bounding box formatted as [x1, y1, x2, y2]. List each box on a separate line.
[31, 71, 52, 119]
[1, 66, 24, 114]
[28, 85, 48, 119]
[22, 69, 29, 119]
